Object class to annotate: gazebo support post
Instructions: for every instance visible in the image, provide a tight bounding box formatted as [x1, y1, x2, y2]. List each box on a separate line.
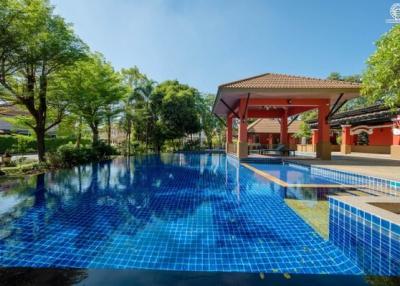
[311, 129, 319, 152]
[341, 125, 352, 154]
[317, 104, 331, 160]
[226, 114, 233, 153]
[280, 109, 288, 146]
[237, 98, 248, 158]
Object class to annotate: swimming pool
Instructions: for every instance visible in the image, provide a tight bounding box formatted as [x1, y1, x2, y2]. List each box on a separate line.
[0, 153, 396, 276]
[248, 162, 346, 185]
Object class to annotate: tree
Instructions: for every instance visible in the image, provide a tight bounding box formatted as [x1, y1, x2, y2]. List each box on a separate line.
[59, 53, 123, 145]
[197, 94, 224, 149]
[132, 78, 156, 148]
[120, 67, 150, 155]
[154, 80, 201, 141]
[293, 121, 311, 140]
[327, 72, 369, 112]
[326, 72, 342, 81]
[362, 25, 400, 107]
[0, 0, 87, 161]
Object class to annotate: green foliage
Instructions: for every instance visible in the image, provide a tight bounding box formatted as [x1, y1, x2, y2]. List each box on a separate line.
[327, 72, 362, 83]
[120, 68, 155, 152]
[299, 110, 317, 121]
[327, 72, 369, 112]
[182, 139, 201, 151]
[362, 25, 400, 107]
[92, 141, 118, 159]
[154, 80, 202, 140]
[57, 53, 124, 145]
[15, 135, 35, 154]
[0, 0, 88, 161]
[0, 135, 89, 154]
[51, 141, 117, 168]
[0, 135, 37, 154]
[0, 1, 223, 160]
[293, 121, 311, 140]
[197, 94, 225, 149]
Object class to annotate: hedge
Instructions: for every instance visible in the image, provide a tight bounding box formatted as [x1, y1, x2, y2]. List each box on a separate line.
[0, 135, 90, 154]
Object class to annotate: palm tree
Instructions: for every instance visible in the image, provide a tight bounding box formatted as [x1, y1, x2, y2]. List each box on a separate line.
[133, 80, 156, 150]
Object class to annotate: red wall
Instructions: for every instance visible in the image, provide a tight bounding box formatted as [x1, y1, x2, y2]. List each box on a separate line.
[248, 133, 299, 145]
[369, 127, 393, 145]
[352, 127, 393, 146]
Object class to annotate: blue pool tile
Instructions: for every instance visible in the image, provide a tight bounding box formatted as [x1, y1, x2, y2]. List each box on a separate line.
[0, 153, 382, 275]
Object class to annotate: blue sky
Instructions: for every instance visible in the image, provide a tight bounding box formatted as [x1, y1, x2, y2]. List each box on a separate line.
[52, 0, 397, 93]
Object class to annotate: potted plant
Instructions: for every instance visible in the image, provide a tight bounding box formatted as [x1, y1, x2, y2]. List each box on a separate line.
[2, 150, 12, 165]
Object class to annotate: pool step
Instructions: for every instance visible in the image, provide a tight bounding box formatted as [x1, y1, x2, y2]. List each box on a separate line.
[240, 157, 282, 164]
[345, 190, 370, 196]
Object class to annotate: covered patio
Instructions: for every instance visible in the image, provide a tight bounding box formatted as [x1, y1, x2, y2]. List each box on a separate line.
[213, 73, 360, 160]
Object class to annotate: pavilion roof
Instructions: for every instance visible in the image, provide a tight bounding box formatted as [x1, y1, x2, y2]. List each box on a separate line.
[248, 118, 302, 134]
[213, 73, 360, 116]
[220, 73, 360, 89]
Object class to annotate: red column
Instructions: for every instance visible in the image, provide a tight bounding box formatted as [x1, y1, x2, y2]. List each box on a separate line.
[341, 125, 352, 154]
[225, 114, 233, 153]
[311, 129, 318, 153]
[226, 115, 233, 144]
[317, 104, 331, 160]
[237, 98, 248, 158]
[280, 109, 288, 146]
[238, 119, 247, 143]
[269, 133, 273, 148]
[391, 116, 400, 159]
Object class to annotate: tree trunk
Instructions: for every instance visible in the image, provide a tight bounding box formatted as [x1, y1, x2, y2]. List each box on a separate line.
[145, 121, 149, 152]
[35, 126, 46, 162]
[37, 73, 47, 162]
[107, 115, 111, 146]
[76, 116, 82, 148]
[91, 124, 99, 146]
[127, 131, 131, 156]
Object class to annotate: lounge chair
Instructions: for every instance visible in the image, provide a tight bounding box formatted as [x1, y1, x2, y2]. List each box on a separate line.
[259, 144, 296, 156]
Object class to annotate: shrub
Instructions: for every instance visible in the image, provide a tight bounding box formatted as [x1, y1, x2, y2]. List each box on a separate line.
[14, 135, 36, 154]
[129, 141, 147, 155]
[92, 141, 117, 159]
[56, 143, 91, 167]
[182, 139, 201, 151]
[51, 141, 117, 168]
[0, 135, 90, 154]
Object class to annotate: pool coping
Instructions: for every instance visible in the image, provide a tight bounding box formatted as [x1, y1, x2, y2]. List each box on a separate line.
[284, 159, 400, 196]
[241, 163, 368, 189]
[285, 159, 400, 185]
[329, 195, 400, 226]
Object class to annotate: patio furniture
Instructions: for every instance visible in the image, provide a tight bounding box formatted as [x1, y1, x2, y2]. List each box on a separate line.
[259, 144, 296, 156]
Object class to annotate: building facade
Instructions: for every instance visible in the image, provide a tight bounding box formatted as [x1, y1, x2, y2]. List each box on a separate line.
[309, 105, 400, 159]
[247, 118, 301, 150]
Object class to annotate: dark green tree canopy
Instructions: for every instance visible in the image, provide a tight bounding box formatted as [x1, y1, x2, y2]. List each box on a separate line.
[153, 80, 201, 140]
[0, 0, 87, 161]
[362, 25, 400, 107]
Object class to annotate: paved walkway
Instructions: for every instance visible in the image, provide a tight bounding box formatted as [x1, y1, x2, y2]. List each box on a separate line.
[298, 152, 400, 181]
[11, 154, 38, 161]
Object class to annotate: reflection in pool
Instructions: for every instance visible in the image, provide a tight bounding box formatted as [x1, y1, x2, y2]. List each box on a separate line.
[0, 154, 395, 277]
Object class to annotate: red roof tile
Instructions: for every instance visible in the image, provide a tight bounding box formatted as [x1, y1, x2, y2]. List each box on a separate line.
[220, 73, 360, 89]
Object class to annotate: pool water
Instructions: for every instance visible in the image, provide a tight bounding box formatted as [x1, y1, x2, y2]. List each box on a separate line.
[249, 162, 343, 185]
[0, 154, 387, 274]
